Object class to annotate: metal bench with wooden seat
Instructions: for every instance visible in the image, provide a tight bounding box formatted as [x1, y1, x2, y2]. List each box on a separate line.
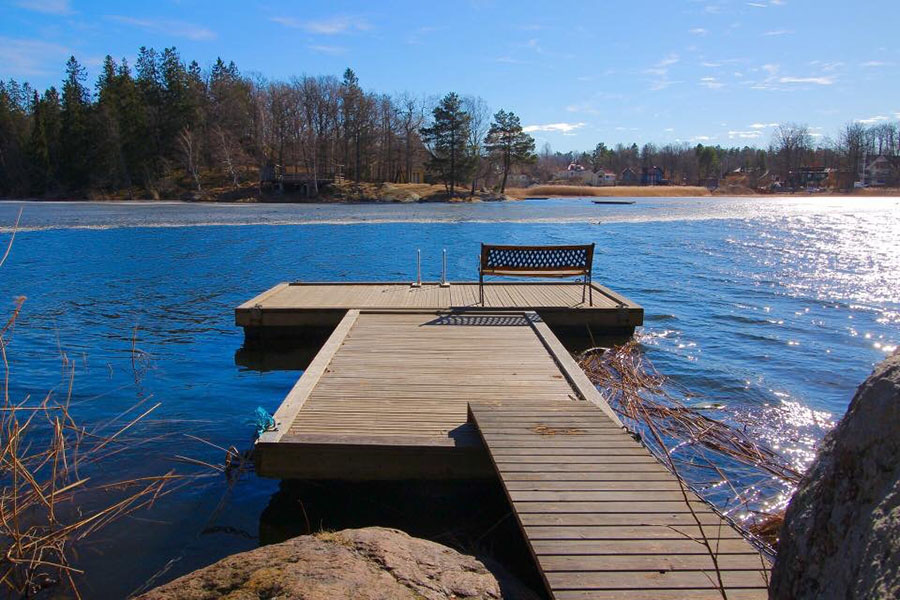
[479, 243, 595, 306]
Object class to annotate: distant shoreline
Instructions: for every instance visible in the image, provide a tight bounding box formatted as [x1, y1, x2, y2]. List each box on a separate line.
[3, 182, 899, 204]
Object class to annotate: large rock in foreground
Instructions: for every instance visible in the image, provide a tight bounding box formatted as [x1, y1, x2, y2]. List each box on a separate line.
[138, 527, 513, 600]
[770, 350, 900, 599]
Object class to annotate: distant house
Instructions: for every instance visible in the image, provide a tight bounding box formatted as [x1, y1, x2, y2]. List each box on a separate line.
[640, 166, 668, 186]
[791, 166, 830, 189]
[865, 155, 900, 187]
[553, 162, 613, 186]
[505, 173, 532, 188]
[407, 167, 425, 184]
[596, 169, 617, 186]
[620, 168, 639, 185]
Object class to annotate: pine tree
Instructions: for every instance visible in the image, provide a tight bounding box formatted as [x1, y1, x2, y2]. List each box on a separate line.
[484, 109, 535, 193]
[341, 68, 364, 183]
[0, 80, 30, 195]
[420, 92, 471, 197]
[60, 56, 92, 190]
[27, 87, 62, 193]
[136, 46, 164, 184]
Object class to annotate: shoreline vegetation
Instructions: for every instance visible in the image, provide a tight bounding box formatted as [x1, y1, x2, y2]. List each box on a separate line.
[3, 48, 898, 205]
[4, 181, 899, 204]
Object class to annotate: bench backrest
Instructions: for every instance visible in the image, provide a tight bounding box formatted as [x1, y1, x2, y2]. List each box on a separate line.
[480, 244, 594, 277]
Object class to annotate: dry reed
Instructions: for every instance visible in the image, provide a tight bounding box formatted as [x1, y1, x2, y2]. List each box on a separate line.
[578, 341, 800, 550]
[0, 212, 206, 598]
[507, 184, 712, 198]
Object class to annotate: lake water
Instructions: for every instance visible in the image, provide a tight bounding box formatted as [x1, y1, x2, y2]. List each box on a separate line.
[1, 196, 898, 597]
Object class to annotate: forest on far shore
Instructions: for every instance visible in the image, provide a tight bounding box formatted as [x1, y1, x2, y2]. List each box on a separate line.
[1, 46, 898, 200]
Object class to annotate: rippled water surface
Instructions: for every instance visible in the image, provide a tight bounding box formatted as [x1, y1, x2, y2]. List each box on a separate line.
[1, 196, 898, 597]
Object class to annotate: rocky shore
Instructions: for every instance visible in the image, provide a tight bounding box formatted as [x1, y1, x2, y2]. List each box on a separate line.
[770, 350, 899, 599]
[136, 527, 538, 600]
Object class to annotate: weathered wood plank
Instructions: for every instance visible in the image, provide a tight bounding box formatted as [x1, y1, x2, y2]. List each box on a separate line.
[469, 402, 769, 599]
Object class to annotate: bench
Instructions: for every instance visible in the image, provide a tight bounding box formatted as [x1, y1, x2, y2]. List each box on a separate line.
[479, 243, 595, 306]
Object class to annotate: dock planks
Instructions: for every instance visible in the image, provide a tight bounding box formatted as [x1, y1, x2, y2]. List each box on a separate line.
[468, 402, 770, 599]
[255, 310, 586, 479]
[236, 282, 643, 333]
[248, 290, 768, 597]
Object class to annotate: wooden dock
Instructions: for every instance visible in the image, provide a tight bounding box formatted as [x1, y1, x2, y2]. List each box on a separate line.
[236, 282, 643, 343]
[255, 309, 592, 479]
[469, 402, 769, 599]
[246, 284, 769, 598]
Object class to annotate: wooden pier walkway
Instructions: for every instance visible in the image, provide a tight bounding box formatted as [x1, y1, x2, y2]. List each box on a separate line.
[255, 309, 587, 479]
[246, 284, 769, 598]
[469, 401, 770, 599]
[236, 282, 643, 339]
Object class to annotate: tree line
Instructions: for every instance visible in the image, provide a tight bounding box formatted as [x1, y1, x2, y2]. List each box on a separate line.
[2, 48, 897, 198]
[0, 49, 535, 199]
[534, 121, 899, 189]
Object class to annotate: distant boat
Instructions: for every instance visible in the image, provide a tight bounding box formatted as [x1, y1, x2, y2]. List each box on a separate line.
[593, 200, 636, 205]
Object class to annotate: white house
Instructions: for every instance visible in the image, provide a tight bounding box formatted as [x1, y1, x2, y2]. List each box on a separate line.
[553, 163, 616, 186]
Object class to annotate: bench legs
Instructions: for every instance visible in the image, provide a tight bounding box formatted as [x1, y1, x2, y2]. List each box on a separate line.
[479, 273, 484, 305]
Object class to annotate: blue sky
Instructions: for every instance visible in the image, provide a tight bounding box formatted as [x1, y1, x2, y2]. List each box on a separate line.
[2, 0, 898, 151]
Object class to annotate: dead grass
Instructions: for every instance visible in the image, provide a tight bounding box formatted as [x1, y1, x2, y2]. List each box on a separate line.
[578, 341, 799, 551]
[0, 215, 219, 598]
[506, 185, 711, 198]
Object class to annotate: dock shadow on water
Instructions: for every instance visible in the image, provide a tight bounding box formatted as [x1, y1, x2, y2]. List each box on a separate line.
[259, 479, 548, 599]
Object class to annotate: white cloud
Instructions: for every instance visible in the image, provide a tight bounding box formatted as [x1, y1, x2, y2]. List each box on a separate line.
[406, 26, 439, 45]
[522, 122, 586, 133]
[646, 54, 681, 91]
[14, 0, 70, 15]
[778, 76, 834, 85]
[763, 29, 794, 36]
[728, 130, 763, 139]
[692, 135, 714, 141]
[857, 115, 890, 125]
[860, 61, 892, 68]
[308, 45, 348, 55]
[750, 122, 778, 129]
[702, 61, 722, 67]
[690, 28, 708, 35]
[664, 127, 675, 132]
[495, 56, 528, 65]
[657, 53, 680, 67]
[0, 36, 71, 76]
[747, 2, 768, 7]
[106, 15, 216, 40]
[700, 76, 725, 89]
[271, 15, 371, 35]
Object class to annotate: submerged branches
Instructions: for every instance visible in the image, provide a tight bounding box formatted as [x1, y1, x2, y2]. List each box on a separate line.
[578, 341, 801, 549]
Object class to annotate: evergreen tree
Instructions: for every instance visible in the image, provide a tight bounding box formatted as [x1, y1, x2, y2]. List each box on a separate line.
[341, 68, 364, 183]
[0, 80, 30, 195]
[27, 87, 62, 193]
[484, 109, 535, 193]
[420, 92, 471, 196]
[94, 55, 127, 189]
[136, 46, 164, 183]
[60, 56, 92, 190]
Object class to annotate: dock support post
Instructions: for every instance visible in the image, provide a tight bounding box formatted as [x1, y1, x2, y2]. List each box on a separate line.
[411, 249, 422, 288]
[440, 249, 450, 287]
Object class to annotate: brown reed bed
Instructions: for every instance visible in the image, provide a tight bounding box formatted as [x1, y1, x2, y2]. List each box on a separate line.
[0, 214, 223, 598]
[506, 184, 712, 198]
[0, 296, 200, 598]
[578, 341, 801, 550]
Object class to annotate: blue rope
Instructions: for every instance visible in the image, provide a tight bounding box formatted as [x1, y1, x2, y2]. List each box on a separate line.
[252, 407, 276, 439]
